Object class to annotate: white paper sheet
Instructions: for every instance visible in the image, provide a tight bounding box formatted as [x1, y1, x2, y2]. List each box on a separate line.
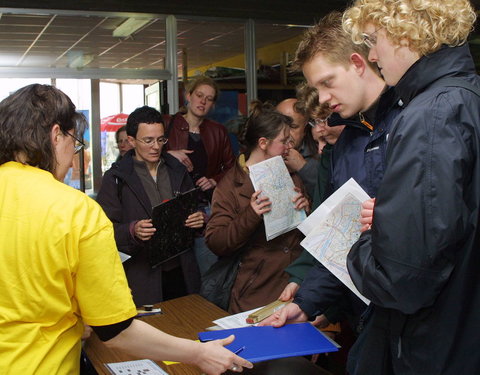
[105, 359, 168, 375]
[249, 156, 306, 240]
[299, 178, 371, 305]
[213, 306, 262, 329]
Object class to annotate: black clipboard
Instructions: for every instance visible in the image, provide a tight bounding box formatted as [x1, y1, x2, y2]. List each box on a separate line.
[147, 187, 199, 268]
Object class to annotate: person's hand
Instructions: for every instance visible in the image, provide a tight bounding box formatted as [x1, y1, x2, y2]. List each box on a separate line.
[360, 198, 376, 232]
[250, 190, 271, 216]
[278, 282, 300, 301]
[317, 138, 327, 154]
[312, 314, 330, 329]
[196, 176, 216, 191]
[81, 324, 92, 340]
[283, 148, 307, 172]
[258, 302, 308, 328]
[185, 211, 205, 229]
[196, 335, 253, 374]
[292, 187, 310, 213]
[168, 149, 194, 172]
[134, 219, 156, 241]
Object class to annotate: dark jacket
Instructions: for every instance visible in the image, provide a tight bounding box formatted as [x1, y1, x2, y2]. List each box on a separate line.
[166, 113, 235, 183]
[96, 150, 199, 306]
[293, 87, 400, 329]
[347, 44, 480, 374]
[205, 159, 304, 314]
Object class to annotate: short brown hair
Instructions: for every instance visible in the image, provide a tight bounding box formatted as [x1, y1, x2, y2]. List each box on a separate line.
[293, 11, 372, 71]
[186, 75, 220, 102]
[0, 84, 87, 173]
[295, 82, 331, 120]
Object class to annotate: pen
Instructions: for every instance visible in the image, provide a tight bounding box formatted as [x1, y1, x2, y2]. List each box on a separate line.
[234, 346, 246, 355]
[136, 311, 162, 317]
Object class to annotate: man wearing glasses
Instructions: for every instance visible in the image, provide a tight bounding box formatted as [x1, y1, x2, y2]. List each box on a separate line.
[97, 106, 204, 307]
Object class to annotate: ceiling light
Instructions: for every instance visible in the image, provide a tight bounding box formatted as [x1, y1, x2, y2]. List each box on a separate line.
[113, 18, 150, 38]
[69, 53, 94, 69]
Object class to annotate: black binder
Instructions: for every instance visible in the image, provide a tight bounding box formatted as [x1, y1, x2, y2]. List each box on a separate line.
[147, 188, 199, 268]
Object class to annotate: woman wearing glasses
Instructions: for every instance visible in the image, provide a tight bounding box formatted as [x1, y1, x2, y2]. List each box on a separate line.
[0, 86, 251, 375]
[165, 76, 235, 275]
[97, 106, 205, 306]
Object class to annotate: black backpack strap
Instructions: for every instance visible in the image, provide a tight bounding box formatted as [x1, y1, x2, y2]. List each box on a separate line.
[430, 77, 480, 98]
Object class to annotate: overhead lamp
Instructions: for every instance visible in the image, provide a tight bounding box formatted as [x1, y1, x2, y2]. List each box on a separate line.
[69, 53, 94, 69]
[113, 18, 150, 38]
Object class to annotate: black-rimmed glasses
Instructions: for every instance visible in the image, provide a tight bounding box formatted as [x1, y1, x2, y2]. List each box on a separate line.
[62, 130, 85, 154]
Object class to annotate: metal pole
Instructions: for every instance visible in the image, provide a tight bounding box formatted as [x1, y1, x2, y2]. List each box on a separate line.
[90, 79, 102, 195]
[166, 15, 178, 114]
[245, 18, 257, 105]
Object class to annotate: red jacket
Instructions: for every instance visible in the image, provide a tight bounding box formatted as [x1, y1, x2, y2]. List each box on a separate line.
[165, 113, 235, 183]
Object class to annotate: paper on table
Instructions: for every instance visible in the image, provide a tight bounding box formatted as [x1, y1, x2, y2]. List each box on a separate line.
[213, 306, 262, 329]
[249, 155, 306, 240]
[105, 359, 168, 375]
[299, 178, 370, 305]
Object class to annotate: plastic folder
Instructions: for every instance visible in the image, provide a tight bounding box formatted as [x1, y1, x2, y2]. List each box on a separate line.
[198, 322, 339, 363]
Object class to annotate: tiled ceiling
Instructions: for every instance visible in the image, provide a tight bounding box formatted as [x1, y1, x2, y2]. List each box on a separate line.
[0, 9, 478, 82]
[0, 12, 305, 74]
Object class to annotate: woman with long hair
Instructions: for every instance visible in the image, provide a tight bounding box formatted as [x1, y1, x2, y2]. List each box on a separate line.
[205, 101, 309, 314]
[166, 76, 235, 275]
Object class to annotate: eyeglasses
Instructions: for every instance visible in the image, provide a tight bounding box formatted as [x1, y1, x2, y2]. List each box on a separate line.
[62, 130, 85, 154]
[362, 27, 383, 48]
[308, 116, 330, 128]
[194, 90, 215, 103]
[135, 137, 168, 146]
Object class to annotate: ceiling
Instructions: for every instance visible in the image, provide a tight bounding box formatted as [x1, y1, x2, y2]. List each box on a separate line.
[0, 11, 307, 79]
[0, 5, 478, 84]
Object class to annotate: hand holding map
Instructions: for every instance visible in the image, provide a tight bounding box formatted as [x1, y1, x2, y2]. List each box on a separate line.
[298, 178, 370, 304]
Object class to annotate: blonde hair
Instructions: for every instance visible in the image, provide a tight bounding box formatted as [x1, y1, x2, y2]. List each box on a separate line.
[293, 11, 374, 71]
[185, 75, 219, 101]
[343, 0, 477, 56]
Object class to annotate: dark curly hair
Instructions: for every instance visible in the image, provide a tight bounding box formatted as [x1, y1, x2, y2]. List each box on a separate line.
[0, 84, 87, 173]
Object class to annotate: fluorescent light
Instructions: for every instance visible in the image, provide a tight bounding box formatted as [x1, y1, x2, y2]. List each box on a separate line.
[113, 18, 150, 38]
[69, 53, 94, 69]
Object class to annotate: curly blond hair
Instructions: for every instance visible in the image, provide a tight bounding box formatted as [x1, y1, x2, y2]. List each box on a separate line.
[343, 0, 477, 56]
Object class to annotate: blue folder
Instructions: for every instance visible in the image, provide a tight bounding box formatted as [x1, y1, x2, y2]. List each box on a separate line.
[198, 323, 339, 363]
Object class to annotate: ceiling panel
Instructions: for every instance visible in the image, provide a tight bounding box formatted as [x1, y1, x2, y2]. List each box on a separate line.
[0, 8, 477, 79]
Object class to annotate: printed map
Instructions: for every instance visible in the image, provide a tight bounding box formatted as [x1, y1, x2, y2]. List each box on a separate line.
[301, 192, 370, 304]
[249, 156, 306, 240]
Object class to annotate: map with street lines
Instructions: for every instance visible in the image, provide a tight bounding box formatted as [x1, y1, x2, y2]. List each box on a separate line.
[301, 192, 370, 304]
[249, 156, 306, 240]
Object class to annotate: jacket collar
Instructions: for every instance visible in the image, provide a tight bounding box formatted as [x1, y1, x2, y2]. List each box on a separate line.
[394, 44, 476, 107]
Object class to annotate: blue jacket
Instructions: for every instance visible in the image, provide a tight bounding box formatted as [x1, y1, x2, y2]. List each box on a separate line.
[294, 86, 401, 329]
[347, 44, 480, 374]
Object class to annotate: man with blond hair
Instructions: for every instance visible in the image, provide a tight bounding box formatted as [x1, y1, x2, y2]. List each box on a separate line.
[263, 10, 399, 339]
[342, 0, 479, 373]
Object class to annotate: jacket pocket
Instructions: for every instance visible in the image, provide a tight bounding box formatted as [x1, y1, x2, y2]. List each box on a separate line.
[238, 259, 265, 299]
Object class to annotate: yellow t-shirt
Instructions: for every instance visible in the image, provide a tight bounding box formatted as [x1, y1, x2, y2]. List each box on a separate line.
[0, 162, 137, 375]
